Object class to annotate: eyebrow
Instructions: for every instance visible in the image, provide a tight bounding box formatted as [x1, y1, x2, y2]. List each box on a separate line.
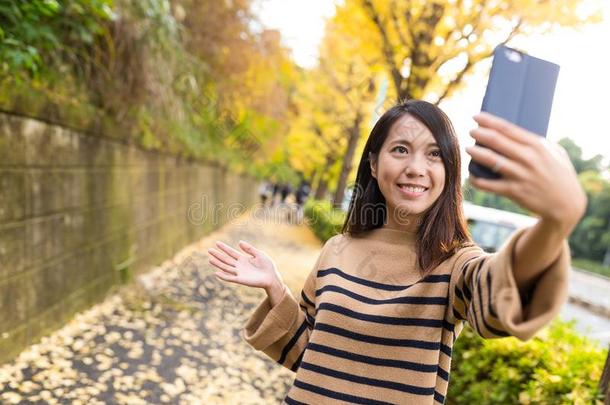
[391, 139, 439, 147]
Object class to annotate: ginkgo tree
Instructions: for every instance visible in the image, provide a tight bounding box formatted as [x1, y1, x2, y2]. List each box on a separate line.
[286, 19, 382, 207]
[287, 0, 601, 209]
[333, 0, 601, 104]
[285, 67, 346, 201]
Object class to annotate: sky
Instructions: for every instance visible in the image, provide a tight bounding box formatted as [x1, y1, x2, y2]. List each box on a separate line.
[254, 0, 610, 182]
[252, 0, 339, 68]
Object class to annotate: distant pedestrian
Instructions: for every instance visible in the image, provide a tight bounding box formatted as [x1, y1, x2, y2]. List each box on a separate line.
[271, 182, 281, 207]
[295, 181, 310, 206]
[258, 181, 272, 206]
[294, 180, 311, 223]
[280, 183, 292, 205]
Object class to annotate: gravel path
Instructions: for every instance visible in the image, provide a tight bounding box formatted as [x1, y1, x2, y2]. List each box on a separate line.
[0, 206, 322, 404]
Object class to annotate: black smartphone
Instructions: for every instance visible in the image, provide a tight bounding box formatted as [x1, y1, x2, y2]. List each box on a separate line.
[468, 45, 560, 179]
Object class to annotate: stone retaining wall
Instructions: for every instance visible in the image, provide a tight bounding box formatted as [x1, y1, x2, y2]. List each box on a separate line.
[0, 112, 256, 363]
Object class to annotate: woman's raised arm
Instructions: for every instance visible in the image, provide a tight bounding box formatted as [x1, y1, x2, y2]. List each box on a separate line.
[465, 112, 586, 297]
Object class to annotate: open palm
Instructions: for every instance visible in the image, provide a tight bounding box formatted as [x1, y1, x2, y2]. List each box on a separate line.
[207, 240, 282, 289]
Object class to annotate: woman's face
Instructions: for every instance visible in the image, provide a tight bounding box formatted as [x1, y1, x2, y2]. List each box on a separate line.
[369, 114, 446, 231]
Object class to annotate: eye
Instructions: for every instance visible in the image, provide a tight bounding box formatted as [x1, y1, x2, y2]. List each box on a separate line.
[430, 149, 441, 158]
[392, 146, 408, 154]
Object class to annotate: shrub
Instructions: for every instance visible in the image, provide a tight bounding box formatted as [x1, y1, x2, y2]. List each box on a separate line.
[572, 258, 610, 278]
[303, 198, 346, 242]
[448, 320, 607, 404]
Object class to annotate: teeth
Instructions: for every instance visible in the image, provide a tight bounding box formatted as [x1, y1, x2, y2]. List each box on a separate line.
[399, 185, 426, 193]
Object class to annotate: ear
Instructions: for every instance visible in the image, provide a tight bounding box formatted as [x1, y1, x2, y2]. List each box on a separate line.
[368, 152, 377, 179]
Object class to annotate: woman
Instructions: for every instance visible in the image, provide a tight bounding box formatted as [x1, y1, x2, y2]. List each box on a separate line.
[207, 100, 585, 404]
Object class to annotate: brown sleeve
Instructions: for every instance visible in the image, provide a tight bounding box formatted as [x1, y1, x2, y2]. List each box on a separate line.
[241, 239, 326, 371]
[448, 226, 571, 341]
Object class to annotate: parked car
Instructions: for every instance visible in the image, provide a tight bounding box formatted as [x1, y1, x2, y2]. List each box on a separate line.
[463, 201, 538, 253]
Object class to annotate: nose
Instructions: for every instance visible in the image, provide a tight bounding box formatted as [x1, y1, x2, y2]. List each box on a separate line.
[404, 154, 426, 178]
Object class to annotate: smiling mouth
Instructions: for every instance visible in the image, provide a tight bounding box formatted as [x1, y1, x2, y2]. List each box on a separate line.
[397, 184, 429, 193]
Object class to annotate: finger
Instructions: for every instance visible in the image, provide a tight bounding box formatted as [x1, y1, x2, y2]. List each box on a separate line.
[215, 241, 242, 260]
[208, 247, 237, 267]
[473, 112, 541, 146]
[214, 270, 239, 284]
[469, 127, 529, 164]
[208, 256, 238, 275]
[468, 175, 513, 196]
[465, 145, 523, 178]
[238, 240, 258, 258]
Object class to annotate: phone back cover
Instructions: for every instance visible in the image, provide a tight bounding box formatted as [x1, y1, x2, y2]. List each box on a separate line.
[482, 46, 560, 137]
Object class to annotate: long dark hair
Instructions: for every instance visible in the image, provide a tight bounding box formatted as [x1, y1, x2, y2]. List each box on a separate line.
[341, 100, 474, 274]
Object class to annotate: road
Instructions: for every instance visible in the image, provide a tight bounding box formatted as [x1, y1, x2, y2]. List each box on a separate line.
[561, 268, 610, 347]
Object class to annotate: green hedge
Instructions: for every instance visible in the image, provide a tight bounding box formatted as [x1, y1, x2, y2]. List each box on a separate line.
[572, 258, 610, 278]
[304, 199, 607, 404]
[303, 198, 346, 242]
[448, 321, 606, 404]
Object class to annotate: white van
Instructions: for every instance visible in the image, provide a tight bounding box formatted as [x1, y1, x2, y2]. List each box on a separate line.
[463, 201, 538, 253]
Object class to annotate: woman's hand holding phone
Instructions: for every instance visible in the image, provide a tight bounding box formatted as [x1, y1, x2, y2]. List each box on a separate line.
[466, 112, 587, 234]
[207, 240, 286, 305]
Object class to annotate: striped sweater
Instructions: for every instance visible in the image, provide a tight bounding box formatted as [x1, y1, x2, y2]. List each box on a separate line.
[242, 226, 570, 404]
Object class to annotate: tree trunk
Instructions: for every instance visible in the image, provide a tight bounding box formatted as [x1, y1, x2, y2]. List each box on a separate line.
[314, 177, 328, 200]
[314, 154, 335, 200]
[332, 112, 362, 209]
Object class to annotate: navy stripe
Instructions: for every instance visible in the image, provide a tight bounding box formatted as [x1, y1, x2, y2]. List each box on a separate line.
[291, 348, 306, 372]
[442, 319, 455, 333]
[315, 322, 440, 351]
[318, 302, 444, 328]
[316, 284, 448, 305]
[284, 395, 307, 405]
[453, 284, 467, 321]
[300, 361, 435, 396]
[434, 390, 445, 403]
[476, 267, 509, 337]
[454, 285, 465, 303]
[299, 304, 315, 327]
[468, 289, 483, 337]
[437, 365, 449, 381]
[460, 259, 482, 302]
[424, 274, 452, 283]
[465, 263, 481, 336]
[278, 320, 308, 365]
[440, 343, 452, 357]
[318, 268, 403, 290]
[305, 312, 315, 327]
[462, 278, 473, 302]
[318, 268, 450, 291]
[293, 379, 395, 405]
[486, 269, 498, 318]
[307, 342, 438, 373]
[464, 260, 486, 336]
[301, 290, 315, 307]
[461, 256, 479, 271]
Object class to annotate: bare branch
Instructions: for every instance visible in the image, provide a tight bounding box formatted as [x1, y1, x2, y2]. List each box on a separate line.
[501, 17, 524, 45]
[361, 0, 404, 98]
[434, 50, 492, 105]
[389, 0, 412, 50]
[312, 123, 342, 153]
